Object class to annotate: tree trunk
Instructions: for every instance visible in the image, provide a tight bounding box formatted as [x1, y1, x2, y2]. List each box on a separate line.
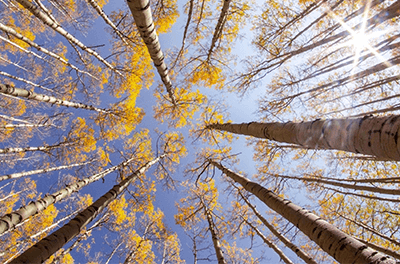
[0, 84, 110, 113]
[0, 142, 72, 154]
[9, 156, 161, 263]
[0, 71, 53, 93]
[14, 0, 121, 75]
[127, 0, 176, 105]
[0, 23, 97, 79]
[84, 0, 130, 46]
[243, 217, 294, 264]
[209, 160, 396, 264]
[0, 161, 90, 181]
[207, 115, 400, 161]
[202, 201, 226, 264]
[0, 156, 136, 235]
[272, 174, 400, 196]
[206, 0, 231, 61]
[238, 189, 317, 264]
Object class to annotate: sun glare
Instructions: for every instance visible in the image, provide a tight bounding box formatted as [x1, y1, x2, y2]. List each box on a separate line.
[350, 32, 369, 51]
[326, 1, 392, 71]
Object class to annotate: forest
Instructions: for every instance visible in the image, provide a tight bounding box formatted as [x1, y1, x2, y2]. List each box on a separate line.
[0, 0, 400, 263]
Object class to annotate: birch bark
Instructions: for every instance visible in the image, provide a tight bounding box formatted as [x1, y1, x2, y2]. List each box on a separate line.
[127, 0, 176, 105]
[207, 115, 400, 161]
[9, 156, 161, 263]
[14, 0, 121, 75]
[0, 84, 111, 113]
[210, 160, 395, 264]
[238, 189, 317, 264]
[0, 156, 137, 235]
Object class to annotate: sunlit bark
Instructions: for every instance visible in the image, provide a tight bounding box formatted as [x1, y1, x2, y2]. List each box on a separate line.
[0, 23, 97, 79]
[0, 142, 72, 155]
[207, 115, 400, 161]
[210, 160, 396, 264]
[0, 161, 90, 181]
[206, 0, 231, 61]
[0, 84, 111, 113]
[0, 156, 137, 235]
[127, 0, 176, 105]
[273, 174, 400, 196]
[14, 0, 121, 75]
[9, 156, 161, 263]
[238, 189, 317, 264]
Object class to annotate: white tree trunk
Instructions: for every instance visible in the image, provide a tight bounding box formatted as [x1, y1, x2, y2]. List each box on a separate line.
[84, 0, 130, 46]
[210, 160, 396, 264]
[0, 84, 110, 113]
[207, 115, 400, 161]
[0, 23, 97, 79]
[14, 0, 121, 75]
[0, 142, 72, 154]
[274, 174, 400, 196]
[9, 156, 161, 263]
[0, 71, 53, 93]
[127, 0, 176, 105]
[238, 189, 317, 264]
[0, 161, 90, 181]
[0, 156, 136, 235]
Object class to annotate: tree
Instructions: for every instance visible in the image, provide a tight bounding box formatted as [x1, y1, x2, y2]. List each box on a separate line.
[10, 156, 162, 263]
[209, 160, 396, 264]
[207, 115, 400, 161]
[127, 0, 177, 105]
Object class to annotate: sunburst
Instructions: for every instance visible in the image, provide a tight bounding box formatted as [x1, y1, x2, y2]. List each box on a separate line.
[326, 0, 391, 71]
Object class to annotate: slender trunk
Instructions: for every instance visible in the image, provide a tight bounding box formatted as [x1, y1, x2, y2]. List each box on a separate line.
[243, 217, 294, 264]
[0, 34, 53, 64]
[209, 160, 395, 264]
[238, 189, 317, 264]
[338, 213, 400, 248]
[10, 156, 161, 263]
[275, 174, 400, 196]
[206, 0, 231, 61]
[0, 84, 111, 113]
[316, 174, 400, 184]
[0, 24, 97, 79]
[14, 0, 121, 75]
[127, 0, 176, 105]
[201, 201, 226, 264]
[323, 186, 400, 203]
[84, 0, 130, 46]
[1, 123, 48, 130]
[0, 156, 137, 235]
[170, 0, 193, 70]
[0, 161, 91, 181]
[0, 71, 53, 93]
[0, 114, 35, 125]
[104, 242, 123, 264]
[207, 115, 400, 161]
[0, 142, 72, 154]
[49, 213, 108, 264]
[0, 56, 29, 72]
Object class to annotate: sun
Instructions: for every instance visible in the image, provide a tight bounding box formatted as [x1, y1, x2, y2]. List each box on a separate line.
[350, 31, 370, 51]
